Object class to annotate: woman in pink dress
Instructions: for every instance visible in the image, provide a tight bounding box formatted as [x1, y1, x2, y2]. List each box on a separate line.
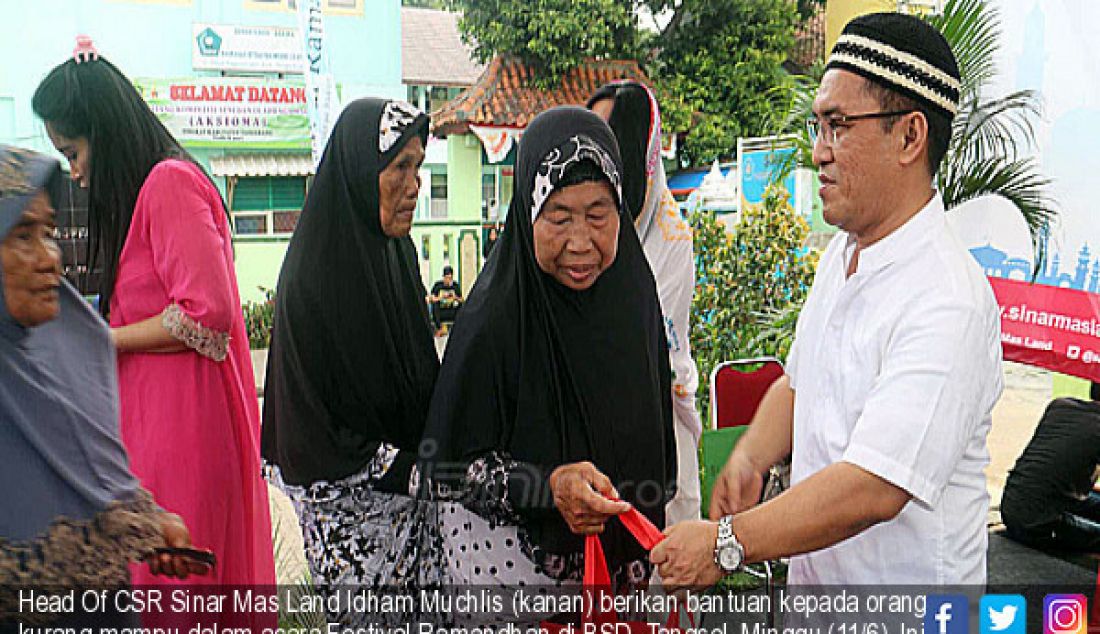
[32, 51, 275, 599]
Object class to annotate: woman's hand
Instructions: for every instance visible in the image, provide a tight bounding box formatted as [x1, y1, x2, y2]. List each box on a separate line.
[148, 513, 213, 579]
[549, 461, 631, 535]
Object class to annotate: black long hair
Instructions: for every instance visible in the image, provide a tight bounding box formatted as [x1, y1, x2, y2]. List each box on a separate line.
[32, 57, 211, 317]
[587, 81, 652, 221]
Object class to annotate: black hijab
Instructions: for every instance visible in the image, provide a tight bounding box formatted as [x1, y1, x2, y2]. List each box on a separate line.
[420, 107, 675, 568]
[586, 82, 652, 222]
[262, 98, 439, 486]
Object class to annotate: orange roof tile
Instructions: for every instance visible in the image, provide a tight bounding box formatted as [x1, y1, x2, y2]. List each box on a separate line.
[432, 56, 649, 136]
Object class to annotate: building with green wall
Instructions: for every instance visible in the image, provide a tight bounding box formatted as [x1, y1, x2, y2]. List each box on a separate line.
[400, 7, 486, 295]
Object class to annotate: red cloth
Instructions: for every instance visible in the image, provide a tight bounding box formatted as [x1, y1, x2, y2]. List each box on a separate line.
[546, 507, 692, 633]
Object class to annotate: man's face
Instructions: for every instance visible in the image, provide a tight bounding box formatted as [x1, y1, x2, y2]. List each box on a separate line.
[443, 273, 453, 285]
[810, 70, 902, 238]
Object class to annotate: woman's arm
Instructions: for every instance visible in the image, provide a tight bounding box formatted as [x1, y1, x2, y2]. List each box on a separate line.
[111, 309, 187, 353]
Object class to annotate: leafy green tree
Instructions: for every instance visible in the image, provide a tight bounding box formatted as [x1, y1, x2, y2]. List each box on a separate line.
[795, 0, 824, 19]
[443, 0, 800, 165]
[443, 0, 641, 86]
[690, 184, 817, 417]
[654, 0, 798, 165]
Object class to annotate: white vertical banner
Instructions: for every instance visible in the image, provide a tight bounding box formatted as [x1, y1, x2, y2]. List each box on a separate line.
[298, 0, 340, 168]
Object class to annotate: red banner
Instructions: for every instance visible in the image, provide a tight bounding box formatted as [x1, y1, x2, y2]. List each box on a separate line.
[990, 277, 1100, 381]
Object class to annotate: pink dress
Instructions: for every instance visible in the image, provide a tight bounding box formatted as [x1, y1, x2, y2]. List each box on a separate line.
[111, 160, 275, 595]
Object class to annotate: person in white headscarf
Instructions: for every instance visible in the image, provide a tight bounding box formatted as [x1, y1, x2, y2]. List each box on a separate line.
[588, 81, 702, 524]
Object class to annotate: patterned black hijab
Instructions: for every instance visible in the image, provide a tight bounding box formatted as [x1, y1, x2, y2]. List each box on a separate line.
[262, 98, 439, 486]
[421, 107, 675, 567]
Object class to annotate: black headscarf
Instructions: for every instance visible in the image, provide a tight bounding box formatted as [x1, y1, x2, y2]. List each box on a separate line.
[420, 107, 675, 568]
[262, 98, 439, 486]
[586, 82, 652, 222]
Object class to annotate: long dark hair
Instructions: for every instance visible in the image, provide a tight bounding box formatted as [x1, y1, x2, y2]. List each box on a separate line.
[587, 81, 652, 221]
[32, 57, 211, 317]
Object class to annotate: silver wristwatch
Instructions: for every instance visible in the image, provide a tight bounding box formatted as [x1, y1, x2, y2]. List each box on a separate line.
[714, 515, 745, 574]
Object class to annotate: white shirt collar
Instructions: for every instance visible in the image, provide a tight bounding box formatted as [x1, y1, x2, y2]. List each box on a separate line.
[844, 193, 946, 277]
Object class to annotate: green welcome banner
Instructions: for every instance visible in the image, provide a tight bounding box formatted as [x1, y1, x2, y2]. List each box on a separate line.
[133, 77, 310, 149]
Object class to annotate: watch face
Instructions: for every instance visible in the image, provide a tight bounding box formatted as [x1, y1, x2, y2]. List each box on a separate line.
[719, 546, 742, 571]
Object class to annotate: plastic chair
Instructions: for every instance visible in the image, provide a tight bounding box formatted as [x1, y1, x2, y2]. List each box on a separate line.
[709, 357, 786, 430]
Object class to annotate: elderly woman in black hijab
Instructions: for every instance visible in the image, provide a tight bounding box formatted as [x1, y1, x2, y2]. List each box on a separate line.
[420, 107, 675, 609]
[0, 146, 209, 626]
[261, 99, 443, 600]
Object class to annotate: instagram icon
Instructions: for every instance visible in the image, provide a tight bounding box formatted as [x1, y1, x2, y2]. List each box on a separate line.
[1044, 595, 1087, 634]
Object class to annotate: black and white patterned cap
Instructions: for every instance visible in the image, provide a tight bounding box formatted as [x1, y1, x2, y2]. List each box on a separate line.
[826, 12, 961, 119]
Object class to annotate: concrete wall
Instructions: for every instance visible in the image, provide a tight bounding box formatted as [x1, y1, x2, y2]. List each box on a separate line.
[446, 134, 482, 223]
[235, 240, 290, 303]
[825, 0, 896, 52]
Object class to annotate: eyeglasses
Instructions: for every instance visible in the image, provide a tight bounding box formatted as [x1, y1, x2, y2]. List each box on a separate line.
[806, 110, 917, 148]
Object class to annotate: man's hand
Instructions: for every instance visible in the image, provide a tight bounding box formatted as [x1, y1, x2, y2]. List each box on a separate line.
[650, 520, 723, 591]
[549, 462, 631, 535]
[148, 513, 212, 579]
[709, 452, 764, 520]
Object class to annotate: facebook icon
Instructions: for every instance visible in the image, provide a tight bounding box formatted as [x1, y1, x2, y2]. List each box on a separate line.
[926, 595, 969, 634]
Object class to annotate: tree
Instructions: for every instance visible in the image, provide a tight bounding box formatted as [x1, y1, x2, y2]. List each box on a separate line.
[690, 184, 817, 417]
[796, 0, 824, 19]
[654, 0, 798, 166]
[402, 0, 448, 8]
[443, 0, 641, 85]
[774, 0, 1055, 250]
[443, 0, 800, 165]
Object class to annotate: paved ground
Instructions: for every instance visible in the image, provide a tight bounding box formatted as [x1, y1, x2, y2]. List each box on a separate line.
[257, 351, 1063, 585]
[987, 361, 1051, 524]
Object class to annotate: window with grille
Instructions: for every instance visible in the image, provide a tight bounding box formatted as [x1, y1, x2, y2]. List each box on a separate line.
[481, 168, 500, 221]
[231, 176, 306, 237]
[430, 172, 448, 219]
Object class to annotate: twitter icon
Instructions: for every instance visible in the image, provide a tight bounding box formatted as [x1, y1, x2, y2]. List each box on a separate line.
[982, 595, 1027, 634]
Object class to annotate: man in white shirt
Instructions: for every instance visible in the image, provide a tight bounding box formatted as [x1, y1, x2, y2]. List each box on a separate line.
[651, 12, 1003, 585]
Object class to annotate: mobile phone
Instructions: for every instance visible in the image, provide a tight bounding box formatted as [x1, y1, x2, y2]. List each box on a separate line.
[151, 546, 217, 568]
